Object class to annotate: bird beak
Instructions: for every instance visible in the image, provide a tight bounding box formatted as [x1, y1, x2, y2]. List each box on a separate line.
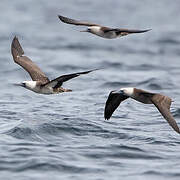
[13, 83, 21, 87]
[80, 28, 91, 33]
[80, 30, 88, 32]
[13, 83, 25, 87]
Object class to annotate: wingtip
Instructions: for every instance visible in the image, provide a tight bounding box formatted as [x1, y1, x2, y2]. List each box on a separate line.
[91, 68, 102, 72]
[104, 110, 111, 120]
[104, 117, 110, 120]
[57, 14, 61, 19]
[12, 35, 18, 43]
[91, 68, 104, 73]
[77, 68, 101, 75]
[146, 29, 152, 32]
[58, 14, 66, 22]
[131, 28, 152, 34]
[138, 29, 152, 33]
[11, 36, 24, 59]
[175, 127, 180, 134]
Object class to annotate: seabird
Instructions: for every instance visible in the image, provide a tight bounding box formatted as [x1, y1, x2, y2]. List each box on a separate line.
[11, 36, 97, 94]
[104, 87, 180, 134]
[58, 15, 151, 39]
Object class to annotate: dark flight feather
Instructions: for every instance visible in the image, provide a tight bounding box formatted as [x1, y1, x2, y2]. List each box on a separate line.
[104, 91, 129, 120]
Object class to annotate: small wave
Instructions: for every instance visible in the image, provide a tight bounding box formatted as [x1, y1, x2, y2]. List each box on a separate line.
[173, 108, 180, 118]
[102, 81, 134, 88]
[84, 147, 162, 160]
[143, 170, 180, 177]
[49, 64, 83, 71]
[137, 78, 163, 90]
[155, 38, 180, 45]
[130, 64, 162, 71]
[39, 42, 115, 52]
[100, 61, 123, 68]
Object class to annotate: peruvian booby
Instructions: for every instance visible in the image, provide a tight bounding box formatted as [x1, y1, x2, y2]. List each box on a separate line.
[58, 15, 151, 39]
[104, 87, 180, 134]
[11, 36, 97, 94]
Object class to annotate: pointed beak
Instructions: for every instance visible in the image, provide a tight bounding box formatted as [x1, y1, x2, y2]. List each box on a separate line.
[13, 83, 25, 87]
[80, 30, 88, 32]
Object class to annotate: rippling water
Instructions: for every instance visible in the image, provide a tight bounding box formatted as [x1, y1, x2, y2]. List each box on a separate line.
[1, 0, 180, 179]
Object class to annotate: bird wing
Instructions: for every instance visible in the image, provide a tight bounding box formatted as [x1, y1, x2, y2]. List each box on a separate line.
[151, 94, 180, 134]
[58, 15, 100, 26]
[43, 69, 98, 88]
[103, 28, 151, 35]
[11, 36, 49, 83]
[104, 91, 129, 120]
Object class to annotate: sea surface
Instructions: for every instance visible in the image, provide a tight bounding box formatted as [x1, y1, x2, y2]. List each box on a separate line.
[0, 0, 180, 180]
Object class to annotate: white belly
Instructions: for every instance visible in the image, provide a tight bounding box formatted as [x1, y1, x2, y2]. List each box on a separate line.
[31, 86, 54, 94]
[103, 31, 117, 39]
[93, 31, 117, 39]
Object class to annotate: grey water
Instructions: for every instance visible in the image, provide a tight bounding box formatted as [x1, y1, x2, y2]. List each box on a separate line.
[0, 0, 180, 179]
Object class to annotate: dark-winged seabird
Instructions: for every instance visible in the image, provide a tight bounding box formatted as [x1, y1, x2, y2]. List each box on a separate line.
[11, 36, 97, 94]
[58, 15, 151, 39]
[104, 87, 180, 134]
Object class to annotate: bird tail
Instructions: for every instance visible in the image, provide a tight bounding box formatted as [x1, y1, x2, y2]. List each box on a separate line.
[55, 87, 72, 93]
[64, 88, 72, 92]
[11, 36, 24, 61]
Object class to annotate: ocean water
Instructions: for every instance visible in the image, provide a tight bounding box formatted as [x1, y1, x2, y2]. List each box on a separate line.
[0, 0, 180, 179]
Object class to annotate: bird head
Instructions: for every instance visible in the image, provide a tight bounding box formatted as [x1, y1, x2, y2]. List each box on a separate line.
[21, 81, 37, 90]
[80, 27, 91, 33]
[115, 87, 134, 97]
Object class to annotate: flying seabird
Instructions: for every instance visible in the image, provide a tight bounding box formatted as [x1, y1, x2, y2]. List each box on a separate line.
[58, 15, 151, 39]
[11, 36, 97, 94]
[104, 87, 180, 134]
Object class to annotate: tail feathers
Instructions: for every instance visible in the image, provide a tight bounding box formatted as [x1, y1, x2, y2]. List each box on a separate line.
[54, 87, 72, 93]
[64, 88, 72, 92]
[11, 36, 24, 60]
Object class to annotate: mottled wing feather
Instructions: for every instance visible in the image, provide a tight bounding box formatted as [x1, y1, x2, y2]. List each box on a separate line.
[104, 92, 129, 120]
[58, 15, 99, 26]
[151, 94, 180, 134]
[43, 69, 98, 88]
[11, 36, 49, 83]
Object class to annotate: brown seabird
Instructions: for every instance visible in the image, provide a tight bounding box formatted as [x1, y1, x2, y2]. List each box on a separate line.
[58, 15, 151, 39]
[104, 87, 180, 134]
[11, 36, 97, 94]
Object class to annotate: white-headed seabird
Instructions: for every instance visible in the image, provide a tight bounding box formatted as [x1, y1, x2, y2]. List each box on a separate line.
[104, 87, 180, 134]
[11, 36, 97, 94]
[58, 15, 151, 39]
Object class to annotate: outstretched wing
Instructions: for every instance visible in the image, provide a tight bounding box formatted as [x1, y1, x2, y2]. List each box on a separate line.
[11, 36, 49, 83]
[103, 28, 151, 36]
[43, 69, 98, 88]
[104, 91, 129, 120]
[151, 94, 180, 134]
[58, 15, 100, 26]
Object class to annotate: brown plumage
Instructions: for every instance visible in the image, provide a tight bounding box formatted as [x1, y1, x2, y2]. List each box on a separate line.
[58, 14, 151, 39]
[104, 88, 180, 134]
[11, 36, 49, 83]
[151, 94, 180, 134]
[11, 36, 98, 94]
[58, 15, 99, 26]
